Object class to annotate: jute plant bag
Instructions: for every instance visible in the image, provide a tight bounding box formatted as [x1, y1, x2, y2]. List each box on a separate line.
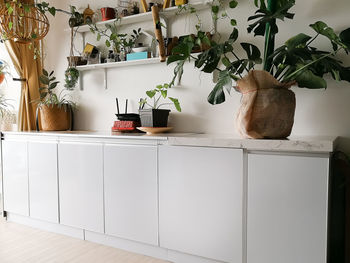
[38, 104, 72, 131]
[235, 70, 296, 139]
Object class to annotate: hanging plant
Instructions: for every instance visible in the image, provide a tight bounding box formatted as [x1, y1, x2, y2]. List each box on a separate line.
[64, 67, 79, 90]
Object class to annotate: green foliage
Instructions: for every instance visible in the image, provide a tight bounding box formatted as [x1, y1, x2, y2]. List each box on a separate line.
[90, 21, 141, 52]
[166, 0, 350, 105]
[37, 70, 77, 109]
[64, 67, 79, 90]
[141, 84, 181, 112]
[0, 94, 14, 118]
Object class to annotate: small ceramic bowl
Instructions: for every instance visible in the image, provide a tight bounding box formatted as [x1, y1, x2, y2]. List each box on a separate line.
[132, 47, 148, 52]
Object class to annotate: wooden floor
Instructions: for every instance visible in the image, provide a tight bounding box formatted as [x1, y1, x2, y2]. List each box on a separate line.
[0, 217, 169, 263]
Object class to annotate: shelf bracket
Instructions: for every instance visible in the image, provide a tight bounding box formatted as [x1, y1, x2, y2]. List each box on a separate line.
[104, 68, 107, 90]
[79, 71, 83, 91]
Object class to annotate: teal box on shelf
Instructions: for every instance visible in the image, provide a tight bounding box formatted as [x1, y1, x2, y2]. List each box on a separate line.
[126, 52, 151, 61]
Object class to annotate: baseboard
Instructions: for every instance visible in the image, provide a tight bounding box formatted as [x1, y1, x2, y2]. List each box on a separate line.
[7, 213, 84, 240]
[7, 213, 226, 263]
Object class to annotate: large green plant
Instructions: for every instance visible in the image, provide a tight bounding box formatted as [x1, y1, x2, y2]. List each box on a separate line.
[167, 0, 350, 105]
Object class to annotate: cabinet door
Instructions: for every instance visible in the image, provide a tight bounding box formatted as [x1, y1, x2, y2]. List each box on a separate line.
[2, 140, 28, 216]
[104, 144, 158, 245]
[159, 146, 243, 263]
[28, 141, 58, 223]
[247, 153, 329, 263]
[58, 142, 104, 233]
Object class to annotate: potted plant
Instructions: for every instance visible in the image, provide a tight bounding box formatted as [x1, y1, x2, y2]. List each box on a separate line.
[36, 69, 76, 131]
[167, 0, 350, 139]
[0, 59, 10, 85]
[139, 83, 181, 127]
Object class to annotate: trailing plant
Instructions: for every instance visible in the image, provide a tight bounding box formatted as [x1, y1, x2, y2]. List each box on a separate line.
[64, 67, 79, 90]
[89, 21, 141, 53]
[167, 0, 350, 105]
[140, 83, 181, 112]
[37, 69, 76, 109]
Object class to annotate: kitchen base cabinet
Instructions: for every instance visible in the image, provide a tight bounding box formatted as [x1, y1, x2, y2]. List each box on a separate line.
[28, 142, 58, 223]
[2, 140, 28, 216]
[247, 153, 329, 263]
[159, 145, 243, 263]
[104, 144, 158, 245]
[58, 142, 104, 233]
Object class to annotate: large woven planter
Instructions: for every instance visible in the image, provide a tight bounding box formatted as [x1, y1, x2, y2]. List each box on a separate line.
[36, 104, 73, 131]
[235, 70, 296, 139]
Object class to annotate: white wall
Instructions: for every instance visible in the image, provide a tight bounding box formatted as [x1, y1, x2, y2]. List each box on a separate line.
[44, 0, 350, 152]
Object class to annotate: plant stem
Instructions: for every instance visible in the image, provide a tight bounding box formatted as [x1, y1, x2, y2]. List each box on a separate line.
[306, 33, 319, 47]
[263, 0, 277, 72]
[230, 51, 248, 73]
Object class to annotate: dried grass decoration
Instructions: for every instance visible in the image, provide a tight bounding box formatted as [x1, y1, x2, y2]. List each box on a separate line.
[0, 1, 49, 44]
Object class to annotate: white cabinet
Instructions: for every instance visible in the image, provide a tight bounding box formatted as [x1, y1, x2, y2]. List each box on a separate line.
[58, 142, 104, 233]
[2, 140, 29, 216]
[247, 153, 329, 263]
[104, 144, 158, 245]
[159, 145, 243, 263]
[28, 141, 58, 223]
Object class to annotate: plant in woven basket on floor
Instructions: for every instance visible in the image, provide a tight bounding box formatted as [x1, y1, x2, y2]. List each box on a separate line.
[167, 0, 350, 139]
[139, 83, 181, 127]
[36, 69, 77, 131]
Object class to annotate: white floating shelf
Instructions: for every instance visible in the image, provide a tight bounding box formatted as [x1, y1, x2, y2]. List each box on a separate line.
[69, 1, 210, 33]
[76, 57, 162, 71]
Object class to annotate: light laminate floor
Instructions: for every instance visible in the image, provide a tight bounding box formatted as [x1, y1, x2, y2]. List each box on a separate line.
[0, 217, 170, 263]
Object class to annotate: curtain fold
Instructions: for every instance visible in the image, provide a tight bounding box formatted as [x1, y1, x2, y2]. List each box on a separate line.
[2, 0, 43, 131]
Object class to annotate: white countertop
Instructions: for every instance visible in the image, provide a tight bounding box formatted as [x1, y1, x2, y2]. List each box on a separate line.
[1, 131, 337, 153]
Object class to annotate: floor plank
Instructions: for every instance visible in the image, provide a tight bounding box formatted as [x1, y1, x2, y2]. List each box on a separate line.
[0, 218, 170, 263]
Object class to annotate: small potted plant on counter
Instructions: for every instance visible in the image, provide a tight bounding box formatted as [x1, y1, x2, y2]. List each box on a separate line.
[35, 69, 76, 131]
[139, 83, 181, 130]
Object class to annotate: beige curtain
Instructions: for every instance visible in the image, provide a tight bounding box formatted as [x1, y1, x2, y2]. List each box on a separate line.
[5, 40, 42, 131]
[1, 0, 43, 131]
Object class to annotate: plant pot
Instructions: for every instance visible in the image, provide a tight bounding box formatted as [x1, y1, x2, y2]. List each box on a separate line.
[0, 73, 5, 84]
[139, 109, 170, 127]
[235, 70, 296, 139]
[101, 7, 116, 21]
[36, 104, 73, 131]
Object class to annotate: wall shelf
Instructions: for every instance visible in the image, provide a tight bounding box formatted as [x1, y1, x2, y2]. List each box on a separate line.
[77, 58, 164, 90]
[69, 1, 210, 34]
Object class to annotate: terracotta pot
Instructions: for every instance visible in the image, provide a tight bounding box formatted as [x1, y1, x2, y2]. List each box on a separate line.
[0, 73, 5, 84]
[101, 7, 116, 21]
[37, 104, 73, 131]
[235, 70, 296, 139]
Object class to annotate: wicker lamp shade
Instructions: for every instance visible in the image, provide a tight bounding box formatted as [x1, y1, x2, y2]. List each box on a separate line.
[0, 2, 50, 44]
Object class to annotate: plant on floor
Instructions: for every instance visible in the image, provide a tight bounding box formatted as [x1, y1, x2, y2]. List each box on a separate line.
[167, 0, 350, 104]
[140, 83, 181, 112]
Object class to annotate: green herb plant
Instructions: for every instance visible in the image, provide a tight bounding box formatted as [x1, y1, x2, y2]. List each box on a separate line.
[167, 0, 350, 105]
[141, 83, 181, 112]
[37, 69, 76, 109]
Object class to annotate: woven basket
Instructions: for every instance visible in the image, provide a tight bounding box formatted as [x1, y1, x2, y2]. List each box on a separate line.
[37, 104, 73, 131]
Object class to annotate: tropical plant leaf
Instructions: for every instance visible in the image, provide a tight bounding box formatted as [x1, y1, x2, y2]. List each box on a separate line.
[294, 67, 327, 89]
[340, 28, 350, 50]
[309, 21, 340, 50]
[285, 33, 311, 49]
[169, 97, 181, 112]
[241, 42, 262, 68]
[207, 70, 232, 105]
[146, 90, 156, 98]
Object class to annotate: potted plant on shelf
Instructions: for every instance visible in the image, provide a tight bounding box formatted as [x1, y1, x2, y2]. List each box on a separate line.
[0, 59, 10, 85]
[167, 0, 350, 139]
[139, 83, 181, 128]
[36, 69, 76, 131]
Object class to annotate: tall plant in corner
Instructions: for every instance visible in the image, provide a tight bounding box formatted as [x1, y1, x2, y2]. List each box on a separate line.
[167, 0, 350, 139]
